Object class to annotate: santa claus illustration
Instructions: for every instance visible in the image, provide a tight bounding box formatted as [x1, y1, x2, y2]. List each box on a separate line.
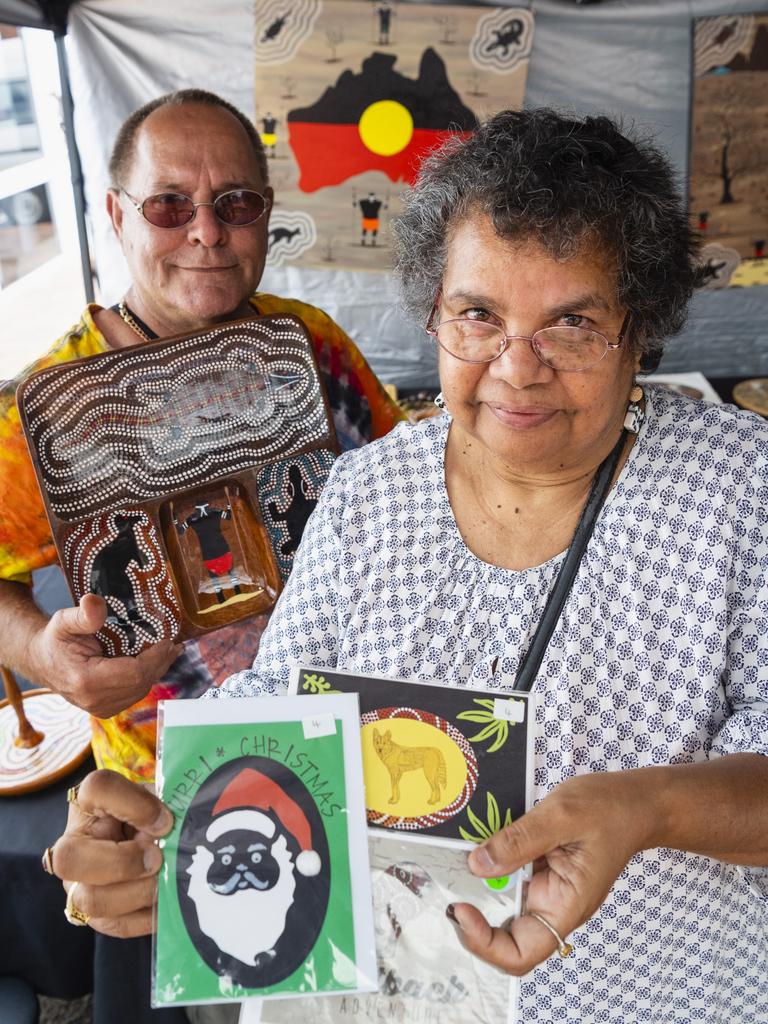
[177, 757, 330, 987]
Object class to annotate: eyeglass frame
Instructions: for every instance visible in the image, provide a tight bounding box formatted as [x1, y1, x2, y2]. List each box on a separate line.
[120, 187, 271, 228]
[425, 305, 631, 373]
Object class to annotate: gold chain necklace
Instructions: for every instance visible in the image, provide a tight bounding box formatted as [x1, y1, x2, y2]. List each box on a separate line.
[118, 298, 152, 341]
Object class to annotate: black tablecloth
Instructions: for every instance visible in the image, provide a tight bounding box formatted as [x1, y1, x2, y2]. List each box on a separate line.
[0, 759, 186, 1023]
[1, 760, 95, 999]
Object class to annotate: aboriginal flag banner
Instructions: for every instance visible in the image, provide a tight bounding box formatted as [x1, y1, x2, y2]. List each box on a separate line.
[254, 1, 534, 271]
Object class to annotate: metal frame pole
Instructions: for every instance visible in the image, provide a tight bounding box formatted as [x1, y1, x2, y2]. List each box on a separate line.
[54, 30, 94, 302]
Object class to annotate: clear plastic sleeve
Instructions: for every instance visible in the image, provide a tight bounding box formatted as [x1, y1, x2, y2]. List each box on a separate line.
[258, 831, 520, 1024]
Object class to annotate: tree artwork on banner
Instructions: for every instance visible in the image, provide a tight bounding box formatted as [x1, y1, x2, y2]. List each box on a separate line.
[254, 1, 534, 271]
[689, 12, 768, 289]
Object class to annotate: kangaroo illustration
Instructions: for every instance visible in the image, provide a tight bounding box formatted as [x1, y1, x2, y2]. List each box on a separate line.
[89, 512, 157, 646]
[372, 728, 446, 805]
[268, 226, 301, 247]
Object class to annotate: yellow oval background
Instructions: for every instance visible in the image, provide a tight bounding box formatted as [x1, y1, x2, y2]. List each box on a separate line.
[361, 718, 468, 818]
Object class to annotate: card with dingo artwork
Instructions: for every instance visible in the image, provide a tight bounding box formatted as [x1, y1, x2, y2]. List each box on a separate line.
[289, 666, 534, 847]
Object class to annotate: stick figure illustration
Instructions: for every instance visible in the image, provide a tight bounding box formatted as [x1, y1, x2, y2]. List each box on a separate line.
[260, 113, 279, 158]
[355, 191, 387, 247]
[176, 503, 241, 603]
[375, 2, 394, 44]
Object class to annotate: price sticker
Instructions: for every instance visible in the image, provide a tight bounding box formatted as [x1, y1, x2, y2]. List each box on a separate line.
[493, 697, 526, 724]
[302, 713, 337, 739]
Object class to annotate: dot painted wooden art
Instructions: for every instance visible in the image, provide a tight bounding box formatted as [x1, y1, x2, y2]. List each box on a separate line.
[17, 316, 338, 655]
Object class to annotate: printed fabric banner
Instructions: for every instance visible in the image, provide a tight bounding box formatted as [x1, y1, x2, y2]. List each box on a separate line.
[254, 0, 533, 271]
[689, 12, 768, 288]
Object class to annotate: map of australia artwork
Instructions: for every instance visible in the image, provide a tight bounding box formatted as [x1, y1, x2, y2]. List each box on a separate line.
[689, 12, 768, 288]
[254, 1, 533, 270]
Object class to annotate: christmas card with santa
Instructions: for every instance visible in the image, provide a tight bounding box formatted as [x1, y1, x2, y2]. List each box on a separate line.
[152, 693, 377, 1008]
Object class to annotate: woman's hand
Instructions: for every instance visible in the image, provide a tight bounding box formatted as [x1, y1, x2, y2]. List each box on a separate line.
[453, 770, 649, 974]
[49, 769, 173, 938]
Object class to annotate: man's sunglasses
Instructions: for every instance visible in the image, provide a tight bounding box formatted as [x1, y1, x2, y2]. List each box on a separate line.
[122, 188, 270, 229]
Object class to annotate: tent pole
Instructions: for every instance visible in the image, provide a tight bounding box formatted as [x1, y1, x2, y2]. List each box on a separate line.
[54, 32, 94, 303]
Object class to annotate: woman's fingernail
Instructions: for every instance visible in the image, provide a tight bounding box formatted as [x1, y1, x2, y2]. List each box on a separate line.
[143, 843, 163, 873]
[149, 807, 173, 835]
[446, 904, 459, 925]
[470, 845, 496, 872]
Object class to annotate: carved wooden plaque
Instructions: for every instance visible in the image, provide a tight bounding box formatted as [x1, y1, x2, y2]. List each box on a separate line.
[18, 315, 338, 656]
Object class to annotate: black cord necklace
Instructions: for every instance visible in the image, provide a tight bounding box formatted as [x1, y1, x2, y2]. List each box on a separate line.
[513, 429, 628, 692]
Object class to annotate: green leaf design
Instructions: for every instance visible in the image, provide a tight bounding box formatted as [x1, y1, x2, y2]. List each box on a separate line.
[487, 721, 509, 753]
[467, 722, 503, 743]
[458, 698, 513, 752]
[466, 805, 492, 838]
[458, 825, 481, 844]
[456, 710, 494, 723]
[302, 673, 332, 693]
[459, 793, 514, 842]
[487, 792, 501, 834]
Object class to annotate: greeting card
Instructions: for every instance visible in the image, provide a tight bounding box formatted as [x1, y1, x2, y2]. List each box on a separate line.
[289, 666, 534, 848]
[153, 693, 376, 1008]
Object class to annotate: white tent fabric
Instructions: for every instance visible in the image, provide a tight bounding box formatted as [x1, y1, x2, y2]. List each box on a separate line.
[61, 0, 767, 386]
[0, 0, 54, 29]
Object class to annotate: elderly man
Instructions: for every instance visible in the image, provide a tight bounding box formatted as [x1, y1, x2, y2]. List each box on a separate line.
[0, 88, 401, 784]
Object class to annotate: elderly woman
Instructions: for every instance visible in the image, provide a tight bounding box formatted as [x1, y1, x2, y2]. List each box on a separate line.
[52, 110, 767, 1023]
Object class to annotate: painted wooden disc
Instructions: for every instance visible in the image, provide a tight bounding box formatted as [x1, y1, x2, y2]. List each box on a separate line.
[732, 378, 768, 417]
[0, 690, 92, 795]
[361, 706, 479, 830]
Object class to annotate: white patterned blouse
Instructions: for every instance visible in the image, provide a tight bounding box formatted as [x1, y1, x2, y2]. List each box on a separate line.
[211, 385, 768, 1023]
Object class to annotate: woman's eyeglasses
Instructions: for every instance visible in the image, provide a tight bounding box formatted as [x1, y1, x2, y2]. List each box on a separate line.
[426, 313, 629, 373]
[122, 189, 270, 229]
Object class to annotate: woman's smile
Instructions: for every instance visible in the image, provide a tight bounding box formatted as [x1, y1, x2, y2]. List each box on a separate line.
[484, 401, 558, 428]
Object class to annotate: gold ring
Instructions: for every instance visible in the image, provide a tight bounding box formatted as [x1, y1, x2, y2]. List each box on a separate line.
[64, 882, 90, 927]
[66, 783, 81, 807]
[526, 911, 574, 958]
[41, 845, 56, 875]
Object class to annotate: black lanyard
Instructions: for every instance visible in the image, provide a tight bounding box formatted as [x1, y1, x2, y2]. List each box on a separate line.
[513, 429, 628, 693]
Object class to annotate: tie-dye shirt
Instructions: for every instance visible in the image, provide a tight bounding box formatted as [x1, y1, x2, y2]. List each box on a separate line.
[0, 294, 403, 782]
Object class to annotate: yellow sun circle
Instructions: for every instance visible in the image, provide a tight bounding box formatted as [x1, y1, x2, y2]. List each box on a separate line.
[358, 100, 414, 156]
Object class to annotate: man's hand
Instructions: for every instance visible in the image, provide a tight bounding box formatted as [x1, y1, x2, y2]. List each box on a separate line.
[51, 770, 173, 938]
[451, 771, 645, 975]
[27, 593, 181, 718]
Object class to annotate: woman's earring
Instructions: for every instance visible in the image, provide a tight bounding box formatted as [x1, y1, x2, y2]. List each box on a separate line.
[624, 383, 645, 434]
[434, 392, 446, 410]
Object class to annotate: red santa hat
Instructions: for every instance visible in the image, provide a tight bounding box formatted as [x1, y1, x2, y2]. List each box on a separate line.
[205, 768, 321, 877]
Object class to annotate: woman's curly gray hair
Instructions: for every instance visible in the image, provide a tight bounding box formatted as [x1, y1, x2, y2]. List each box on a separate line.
[392, 108, 701, 370]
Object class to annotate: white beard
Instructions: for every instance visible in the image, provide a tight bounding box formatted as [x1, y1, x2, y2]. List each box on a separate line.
[186, 833, 297, 965]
